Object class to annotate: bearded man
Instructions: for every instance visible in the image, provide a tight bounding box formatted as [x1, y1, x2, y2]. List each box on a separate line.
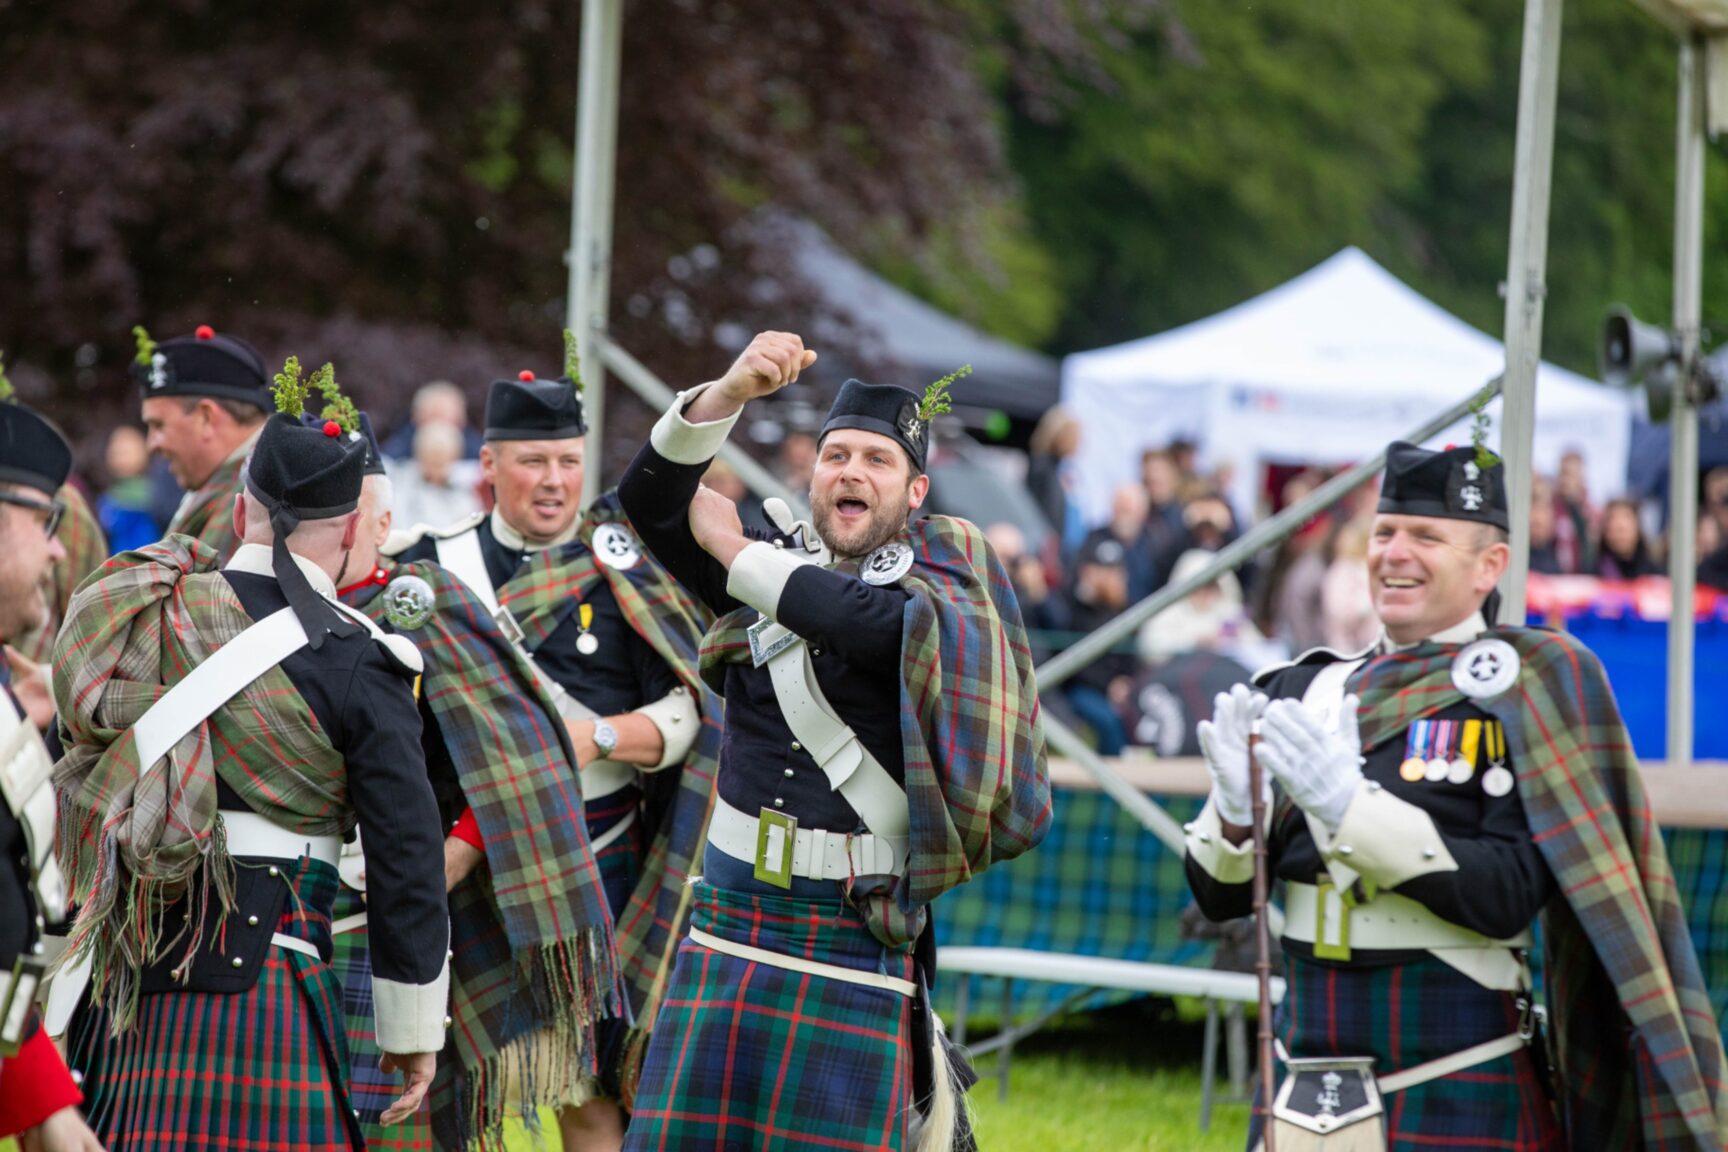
[1186, 441, 1726, 1150]
[329, 409, 630, 1150]
[136, 324, 270, 561]
[616, 331, 1050, 1152]
[389, 359, 719, 1151]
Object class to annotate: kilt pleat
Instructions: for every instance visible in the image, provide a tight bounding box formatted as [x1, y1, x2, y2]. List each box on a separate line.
[624, 882, 915, 1152]
[1247, 956, 1563, 1151]
[70, 857, 364, 1152]
[330, 882, 434, 1149]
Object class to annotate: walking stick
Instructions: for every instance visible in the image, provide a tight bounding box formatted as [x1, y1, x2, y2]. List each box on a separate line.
[1249, 720, 1277, 1151]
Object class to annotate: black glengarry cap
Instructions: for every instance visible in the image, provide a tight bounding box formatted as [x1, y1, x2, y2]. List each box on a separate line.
[484, 370, 586, 441]
[1378, 441, 1509, 531]
[133, 324, 271, 409]
[819, 378, 928, 473]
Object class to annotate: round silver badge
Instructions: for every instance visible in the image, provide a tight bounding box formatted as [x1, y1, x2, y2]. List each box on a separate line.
[1447, 757, 1476, 786]
[576, 632, 599, 655]
[1451, 638, 1521, 700]
[382, 574, 436, 630]
[1424, 757, 1450, 783]
[860, 541, 914, 586]
[1481, 765, 1516, 798]
[591, 523, 641, 570]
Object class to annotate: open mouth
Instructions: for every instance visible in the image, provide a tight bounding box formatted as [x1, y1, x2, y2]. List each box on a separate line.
[835, 497, 870, 520]
[1380, 577, 1423, 591]
[532, 499, 565, 516]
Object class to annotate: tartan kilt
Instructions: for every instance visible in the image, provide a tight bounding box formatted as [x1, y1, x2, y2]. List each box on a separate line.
[590, 785, 646, 920]
[330, 883, 433, 1149]
[1247, 956, 1563, 1151]
[69, 856, 365, 1152]
[624, 882, 917, 1152]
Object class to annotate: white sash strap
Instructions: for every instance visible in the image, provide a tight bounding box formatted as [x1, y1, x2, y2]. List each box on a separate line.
[588, 808, 640, 854]
[1278, 1033, 1528, 1096]
[0, 691, 65, 920]
[132, 607, 311, 772]
[332, 913, 369, 936]
[687, 927, 916, 997]
[706, 794, 904, 880]
[436, 528, 502, 618]
[271, 933, 321, 960]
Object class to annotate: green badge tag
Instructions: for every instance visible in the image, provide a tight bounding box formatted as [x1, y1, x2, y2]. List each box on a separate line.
[1312, 879, 1354, 962]
[754, 807, 797, 890]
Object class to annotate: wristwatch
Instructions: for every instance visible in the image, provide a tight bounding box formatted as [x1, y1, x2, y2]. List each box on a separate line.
[592, 719, 619, 757]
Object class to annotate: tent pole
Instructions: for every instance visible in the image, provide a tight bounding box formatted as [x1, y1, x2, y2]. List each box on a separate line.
[1668, 33, 1705, 772]
[567, 0, 624, 507]
[1497, 0, 1565, 623]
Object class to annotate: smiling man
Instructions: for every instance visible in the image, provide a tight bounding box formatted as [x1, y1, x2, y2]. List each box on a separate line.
[616, 332, 1050, 1152]
[1185, 441, 1725, 1150]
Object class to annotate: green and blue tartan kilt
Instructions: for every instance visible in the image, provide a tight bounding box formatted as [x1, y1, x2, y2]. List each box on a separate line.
[590, 785, 646, 920]
[69, 856, 365, 1152]
[1246, 956, 1563, 1151]
[330, 884, 433, 1150]
[624, 882, 917, 1152]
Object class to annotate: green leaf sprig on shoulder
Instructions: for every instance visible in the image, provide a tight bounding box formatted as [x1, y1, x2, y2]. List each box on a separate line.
[132, 325, 157, 368]
[919, 363, 971, 424]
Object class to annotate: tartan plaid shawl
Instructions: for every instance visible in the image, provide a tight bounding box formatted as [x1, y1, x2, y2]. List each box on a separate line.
[18, 483, 108, 663]
[166, 452, 244, 563]
[494, 494, 722, 1016]
[700, 515, 1051, 948]
[50, 534, 349, 1029]
[345, 560, 622, 1148]
[1348, 627, 1727, 1150]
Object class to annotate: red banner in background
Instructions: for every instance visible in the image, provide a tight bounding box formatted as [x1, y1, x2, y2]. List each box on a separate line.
[1524, 573, 1727, 621]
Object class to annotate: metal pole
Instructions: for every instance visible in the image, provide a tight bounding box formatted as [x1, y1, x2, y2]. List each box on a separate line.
[1033, 379, 1504, 693]
[567, 0, 624, 507]
[1042, 714, 1187, 853]
[1497, 0, 1565, 623]
[1668, 34, 1705, 771]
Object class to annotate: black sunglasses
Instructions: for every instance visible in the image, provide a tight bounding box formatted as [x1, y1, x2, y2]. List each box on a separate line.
[0, 492, 65, 538]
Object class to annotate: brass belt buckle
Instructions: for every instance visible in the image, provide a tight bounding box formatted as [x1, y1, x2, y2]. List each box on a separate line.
[754, 807, 798, 890]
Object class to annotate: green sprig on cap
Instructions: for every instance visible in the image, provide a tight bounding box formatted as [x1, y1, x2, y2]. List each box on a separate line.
[0, 352, 14, 403]
[918, 364, 970, 424]
[313, 363, 358, 434]
[562, 328, 585, 398]
[272, 355, 312, 417]
[1469, 390, 1501, 471]
[132, 325, 157, 368]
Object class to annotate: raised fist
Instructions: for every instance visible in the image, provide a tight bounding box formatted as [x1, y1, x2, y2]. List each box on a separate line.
[717, 331, 817, 402]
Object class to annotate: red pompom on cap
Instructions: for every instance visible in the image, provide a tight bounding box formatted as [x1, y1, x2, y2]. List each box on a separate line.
[518, 370, 535, 381]
[195, 324, 216, 340]
[322, 420, 341, 438]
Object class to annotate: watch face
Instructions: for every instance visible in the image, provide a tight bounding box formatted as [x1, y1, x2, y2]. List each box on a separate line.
[593, 720, 618, 753]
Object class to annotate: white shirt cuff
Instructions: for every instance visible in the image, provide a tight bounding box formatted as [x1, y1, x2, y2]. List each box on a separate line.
[725, 541, 808, 620]
[373, 952, 452, 1054]
[649, 382, 743, 465]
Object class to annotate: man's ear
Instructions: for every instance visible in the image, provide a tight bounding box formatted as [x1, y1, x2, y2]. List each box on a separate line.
[231, 492, 247, 540]
[908, 473, 931, 512]
[1477, 540, 1511, 595]
[375, 508, 393, 547]
[341, 511, 360, 550]
[479, 443, 497, 485]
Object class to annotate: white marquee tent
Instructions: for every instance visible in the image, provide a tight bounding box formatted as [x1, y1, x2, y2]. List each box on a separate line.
[1061, 248, 1634, 524]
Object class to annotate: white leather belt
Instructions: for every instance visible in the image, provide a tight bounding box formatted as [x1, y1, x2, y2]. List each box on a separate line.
[271, 933, 322, 960]
[706, 795, 904, 880]
[1278, 1032, 1528, 1095]
[221, 811, 341, 868]
[1284, 883, 1533, 953]
[687, 927, 916, 997]
[332, 913, 368, 936]
[589, 808, 639, 853]
[583, 758, 637, 800]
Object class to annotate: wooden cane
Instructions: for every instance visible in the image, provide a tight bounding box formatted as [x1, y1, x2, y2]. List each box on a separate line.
[1249, 720, 1277, 1151]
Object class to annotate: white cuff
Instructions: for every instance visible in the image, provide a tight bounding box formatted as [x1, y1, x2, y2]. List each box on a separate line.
[373, 952, 452, 1054]
[1184, 796, 1257, 885]
[725, 541, 808, 620]
[636, 685, 700, 770]
[649, 381, 743, 465]
[1322, 782, 1459, 890]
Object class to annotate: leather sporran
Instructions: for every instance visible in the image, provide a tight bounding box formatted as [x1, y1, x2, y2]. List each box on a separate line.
[1256, 1056, 1386, 1152]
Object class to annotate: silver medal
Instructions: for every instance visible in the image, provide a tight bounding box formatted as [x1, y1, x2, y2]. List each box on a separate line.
[1447, 757, 1476, 785]
[1424, 758, 1450, 783]
[860, 541, 914, 586]
[1481, 765, 1515, 798]
[576, 631, 599, 655]
[1451, 638, 1520, 700]
[382, 574, 436, 630]
[591, 523, 642, 570]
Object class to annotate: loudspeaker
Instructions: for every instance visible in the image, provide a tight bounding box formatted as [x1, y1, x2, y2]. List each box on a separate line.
[1600, 306, 1677, 389]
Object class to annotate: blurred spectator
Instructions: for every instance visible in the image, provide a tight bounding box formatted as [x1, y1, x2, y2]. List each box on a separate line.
[385, 422, 483, 529]
[1126, 553, 1260, 756]
[1698, 467, 1728, 591]
[986, 521, 1069, 645]
[381, 380, 483, 461]
[1169, 437, 1206, 502]
[1706, 466, 1728, 535]
[1554, 448, 1595, 573]
[1254, 470, 1327, 652]
[97, 426, 164, 553]
[1136, 550, 1270, 668]
[774, 430, 818, 494]
[1063, 529, 1136, 754]
[1080, 484, 1159, 604]
[703, 457, 766, 531]
[1595, 498, 1661, 580]
[1528, 474, 1563, 575]
[1140, 449, 1186, 567]
[1028, 406, 1086, 560]
[1156, 490, 1242, 591]
[1320, 520, 1378, 653]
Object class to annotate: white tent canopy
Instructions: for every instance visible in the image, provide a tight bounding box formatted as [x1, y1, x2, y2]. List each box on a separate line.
[1061, 247, 1634, 525]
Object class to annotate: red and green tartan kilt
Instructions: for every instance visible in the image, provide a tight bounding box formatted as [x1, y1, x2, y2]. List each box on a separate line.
[623, 882, 916, 1152]
[69, 856, 365, 1152]
[330, 883, 433, 1150]
[1247, 955, 1563, 1151]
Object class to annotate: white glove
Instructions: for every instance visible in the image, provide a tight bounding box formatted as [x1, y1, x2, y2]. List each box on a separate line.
[763, 496, 832, 566]
[1196, 684, 1269, 827]
[1253, 694, 1364, 834]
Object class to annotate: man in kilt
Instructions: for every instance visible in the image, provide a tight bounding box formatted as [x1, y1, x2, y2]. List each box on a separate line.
[52, 369, 451, 1151]
[136, 323, 270, 562]
[390, 348, 720, 1151]
[1186, 440, 1727, 1150]
[326, 403, 629, 1150]
[616, 331, 1050, 1151]
[0, 396, 103, 1149]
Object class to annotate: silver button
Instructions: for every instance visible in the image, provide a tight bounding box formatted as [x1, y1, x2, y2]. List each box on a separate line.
[32, 941, 43, 955]
[773, 798, 785, 808]
[248, 915, 260, 927]
[267, 866, 280, 878]
[231, 957, 244, 968]
[784, 768, 795, 778]
[790, 741, 801, 752]
[811, 648, 822, 657]
[1197, 831, 1212, 844]
[1337, 845, 1355, 857]
[1423, 847, 1437, 859]
[1367, 781, 1383, 793]
[444, 1015, 454, 1029]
